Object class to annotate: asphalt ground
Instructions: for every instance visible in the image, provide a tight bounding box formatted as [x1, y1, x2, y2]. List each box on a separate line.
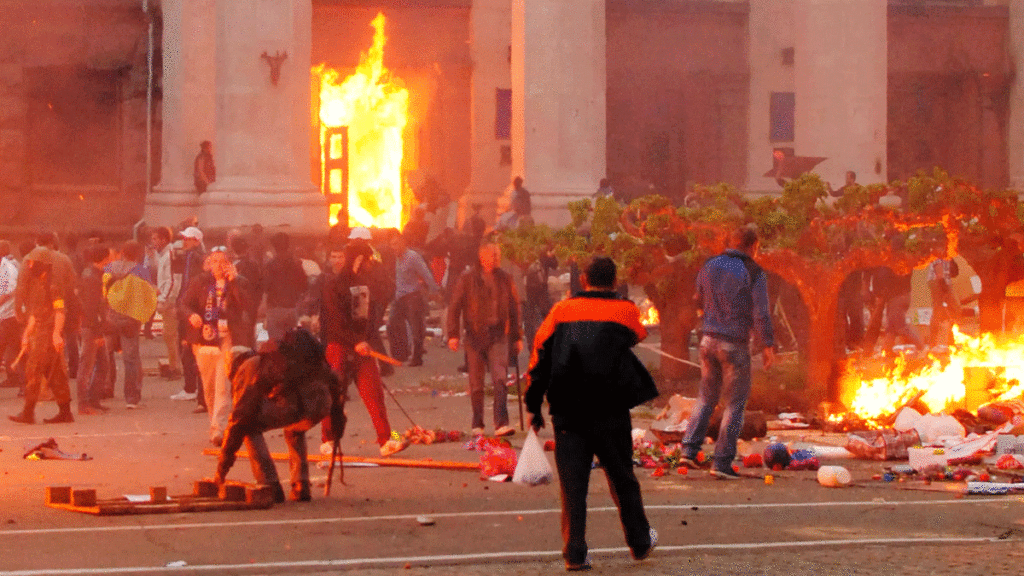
[1, 332, 1023, 576]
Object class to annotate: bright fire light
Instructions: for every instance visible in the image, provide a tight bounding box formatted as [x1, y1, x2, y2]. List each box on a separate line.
[314, 13, 408, 229]
[639, 300, 660, 326]
[840, 327, 1024, 426]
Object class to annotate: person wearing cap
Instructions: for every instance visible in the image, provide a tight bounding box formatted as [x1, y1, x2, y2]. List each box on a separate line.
[171, 226, 207, 409]
[318, 241, 405, 457]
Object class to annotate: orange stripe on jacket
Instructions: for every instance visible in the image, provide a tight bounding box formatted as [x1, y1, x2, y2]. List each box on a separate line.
[528, 296, 647, 372]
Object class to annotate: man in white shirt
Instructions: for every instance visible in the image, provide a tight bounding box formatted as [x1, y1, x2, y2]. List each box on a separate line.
[151, 227, 182, 381]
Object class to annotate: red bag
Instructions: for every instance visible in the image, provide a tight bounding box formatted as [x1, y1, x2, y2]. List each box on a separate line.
[480, 442, 518, 479]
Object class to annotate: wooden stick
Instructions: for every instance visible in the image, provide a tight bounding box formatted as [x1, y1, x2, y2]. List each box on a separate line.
[367, 349, 403, 366]
[202, 448, 479, 470]
[324, 439, 339, 497]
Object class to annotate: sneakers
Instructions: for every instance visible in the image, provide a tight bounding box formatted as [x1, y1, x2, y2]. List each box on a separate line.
[192, 405, 208, 414]
[320, 441, 334, 456]
[380, 439, 406, 457]
[678, 456, 705, 470]
[77, 405, 102, 416]
[170, 390, 197, 401]
[633, 527, 658, 561]
[494, 425, 516, 437]
[471, 427, 485, 437]
[43, 410, 74, 424]
[211, 434, 224, 447]
[710, 467, 742, 480]
[8, 411, 35, 424]
[125, 403, 140, 410]
[565, 554, 593, 572]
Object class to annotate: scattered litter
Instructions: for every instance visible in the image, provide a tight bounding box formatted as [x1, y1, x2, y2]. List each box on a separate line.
[416, 515, 435, 526]
[23, 438, 92, 461]
[817, 465, 852, 487]
[487, 474, 511, 482]
[165, 561, 187, 568]
[512, 429, 553, 487]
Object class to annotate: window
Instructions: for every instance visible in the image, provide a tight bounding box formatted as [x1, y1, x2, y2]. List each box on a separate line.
[769, 92, 794, 143]
[495, 88, 511, 140]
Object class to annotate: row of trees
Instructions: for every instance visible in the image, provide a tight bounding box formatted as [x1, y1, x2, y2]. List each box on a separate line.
[498, 169, 1024, 403]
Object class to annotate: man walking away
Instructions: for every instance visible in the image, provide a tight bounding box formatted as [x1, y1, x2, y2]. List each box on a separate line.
[104, 240, 157, 409]
[525, 256, 659, 571]
[263, 232, 309, 342]
[681, 226, 775, 479]
[77, 245, 112, 414]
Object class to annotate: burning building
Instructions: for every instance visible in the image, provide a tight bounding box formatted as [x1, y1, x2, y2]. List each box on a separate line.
[0, 1, 1022, 235]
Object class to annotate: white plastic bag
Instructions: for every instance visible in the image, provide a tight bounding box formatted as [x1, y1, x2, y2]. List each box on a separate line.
[512, 428, 554, 486]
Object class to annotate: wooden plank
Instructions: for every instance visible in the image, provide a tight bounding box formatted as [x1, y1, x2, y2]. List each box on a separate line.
[45, 483, 275, 516]
[202, 448, 480, 471]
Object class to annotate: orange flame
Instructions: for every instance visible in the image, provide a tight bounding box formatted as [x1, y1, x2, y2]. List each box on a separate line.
[314, 13, 408, 229]
[840, 327, 1024, 426]
[639, 300, 660, 326]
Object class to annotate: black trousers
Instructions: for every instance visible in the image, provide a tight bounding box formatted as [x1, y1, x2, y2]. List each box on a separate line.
[553, 412, 651, 564]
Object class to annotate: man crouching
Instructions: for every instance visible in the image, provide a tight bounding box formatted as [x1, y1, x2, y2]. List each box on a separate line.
[214, 328, 345, 502]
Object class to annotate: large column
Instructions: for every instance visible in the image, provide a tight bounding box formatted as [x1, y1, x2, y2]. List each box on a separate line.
[793, 0, 887, 186]
[204, 0, 325, 232]
[146, 0, 217, 225]
[1008, 0, 1024, 190]
[511, 0, 605, 227]
[463, 0, 513, 225]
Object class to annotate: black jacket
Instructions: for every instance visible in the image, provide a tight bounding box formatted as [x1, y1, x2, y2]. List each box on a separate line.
[526, 291, 658, 428]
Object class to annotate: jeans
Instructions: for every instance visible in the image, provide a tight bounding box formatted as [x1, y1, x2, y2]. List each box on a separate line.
[683, 334, 752, 471]
[466, 337, 509, 430]
[77, 327, 108, 407]
[554, 412, 652, 565]
[522, 297, 551, 353]
[158, 303, 180, 373]
[241, 427, 309, 489]
[387, 292, 427, 362]
[108, 314, 142, 405]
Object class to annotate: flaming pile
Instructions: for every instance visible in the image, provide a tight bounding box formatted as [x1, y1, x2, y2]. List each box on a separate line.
[639, 299, 660, 327]
[314, 13, 408, 229]
[838, 327, 1024, 427]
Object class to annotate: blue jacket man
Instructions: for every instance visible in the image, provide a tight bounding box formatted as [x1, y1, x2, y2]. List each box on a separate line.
[682, 226, 775, 479]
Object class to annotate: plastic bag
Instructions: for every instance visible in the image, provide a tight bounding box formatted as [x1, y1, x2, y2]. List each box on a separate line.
[512, 429, 554, 486]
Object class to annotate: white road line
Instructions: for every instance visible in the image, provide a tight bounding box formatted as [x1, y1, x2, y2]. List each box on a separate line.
[0, 497, 1017, 537]
[0, 536, 1006, 576]
[0, 432, 168, 443]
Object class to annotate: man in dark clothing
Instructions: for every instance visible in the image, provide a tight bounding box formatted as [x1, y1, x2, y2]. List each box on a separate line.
[526, 256, 658, 571]
[318, 242, 404, 457]
[77, 245, 111, 415]
[194, 141, 215, 194]
[263, 232, 310, 342]
[9, 232, 78, 424]
[229, 236, 262, 349]
[446, 243, 521, 437]
[215, 328, 344, 502]
[682, 226, 775, 479]
[175, 226, 207, 410]
[522, 247, 558, 351]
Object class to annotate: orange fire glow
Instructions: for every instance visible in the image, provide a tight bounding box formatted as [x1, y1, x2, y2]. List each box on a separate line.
[314, 13, 408, 229]
[639, 300, 660, 326]
[840, 327, 1024, 426]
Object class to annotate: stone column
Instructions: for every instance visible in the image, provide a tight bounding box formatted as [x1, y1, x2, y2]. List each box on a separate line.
[1008, 0, 1024, 190]
[203, 0, 325, 232]
[462, 0, 513, 225]
[146, 0, 217, 225]
[511, 0, 605, 227]
[793, 0, 887, 186]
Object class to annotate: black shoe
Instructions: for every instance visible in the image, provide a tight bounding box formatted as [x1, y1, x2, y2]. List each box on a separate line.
[407, 358, 423, 367]
[710, 467, 742, 480]
[290, 482, 311, 502]
[272, 483, 286, 504]
[565, 554, 593, 571]
[457, 364, 468, 373]
[8, 411, 35, 424]
[193, 405, 208, 414]
[43, 411, 74, 424]
[679, 456, 706, 470]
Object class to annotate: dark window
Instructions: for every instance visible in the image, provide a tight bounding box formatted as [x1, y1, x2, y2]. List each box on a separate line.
[769, 92, 795, 143]
[26, 66, 122, 188]
[495, 88, 511, 140]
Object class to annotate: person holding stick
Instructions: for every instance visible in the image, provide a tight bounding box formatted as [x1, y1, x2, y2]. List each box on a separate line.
[317, 243, 406, 457]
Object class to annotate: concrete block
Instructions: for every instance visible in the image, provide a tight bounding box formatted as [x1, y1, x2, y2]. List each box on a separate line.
[45, 486, 71, 505]
[71, 489, 97, 508]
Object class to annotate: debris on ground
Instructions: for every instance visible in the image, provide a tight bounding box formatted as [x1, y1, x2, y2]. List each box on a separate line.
[23, 438, 92, 461]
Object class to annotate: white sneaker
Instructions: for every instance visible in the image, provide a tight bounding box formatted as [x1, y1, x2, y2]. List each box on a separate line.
[170, 390, 197, 401]
[494, 425, 516, 437]
[320, 441, 333, 456]
[471, 427, 485, 437]
[380, 439, 406, 457]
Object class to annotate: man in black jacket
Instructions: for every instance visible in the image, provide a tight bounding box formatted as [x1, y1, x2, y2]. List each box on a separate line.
[525, 256, 658, 571]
